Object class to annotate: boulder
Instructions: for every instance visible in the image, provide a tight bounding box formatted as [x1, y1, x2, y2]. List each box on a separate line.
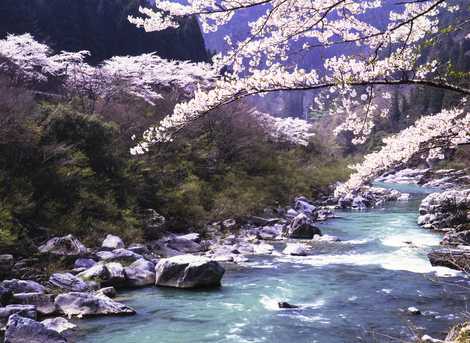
[124, 266, 155, 287]
[103, 262, 126, 288]
[55, 292, 135, 317]
[96, 249, 143, 263]
[352, 195, 369, 210]
[102, 234, 125, 250]
[49, 273, 90, 292]
[1, 279, 46, 294]
[164, 236, 203, 254]
[155, 255, 225, 289]
[74, 258, 96, 269]
[12, 293, 56, 315]
[4, 314, 67, 343]
[77, 264, 110, 283]
[283, 243, 309, 256]
[294, 196, 316, 216]
[128, 258, 155, 272]
[41, 317, 77, 337]
[95, 287, 117, 298]
[286, 213, 321, 239]
[258, 224, 284, 240]
[0, 305, 37, 326]
[38, 235, 87, 256]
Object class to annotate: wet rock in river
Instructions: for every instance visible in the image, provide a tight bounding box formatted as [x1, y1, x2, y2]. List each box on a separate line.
[278, 302, 299, 309]
[155, 255, 225, 289]
[0, 305, 37, 326]
[286, 213, 321, 239]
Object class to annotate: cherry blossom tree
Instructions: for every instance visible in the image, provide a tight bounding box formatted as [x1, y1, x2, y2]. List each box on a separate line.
[129, 0, 470, 191]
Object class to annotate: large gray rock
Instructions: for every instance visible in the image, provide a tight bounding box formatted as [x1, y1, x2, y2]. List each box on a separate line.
[294, 196, 316, 216]
[5, 314, 67, 343]
[164, 236, 203, 254]
[12, 293, 56, 315]
[77, 264, 110, 283]
[155, 255, 225, 289]
[128, 258, 155, 272]
[38, 235, 87, 256]
[1, 279, 46, 294]
[50, 273, 90, 292]
[104, 262, 126, 287]
[0, 304, 37, 326]
[286, 213, 321, 239]
[55, 292, 136, 317]
[96, 249, 143, 263]
[41, 317, 77, 337]
[102, 234, 125, 250]
[124, 266, 155, 287]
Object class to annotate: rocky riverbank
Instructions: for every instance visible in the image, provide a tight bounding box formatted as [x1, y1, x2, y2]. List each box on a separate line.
[0, 195, 342, 342]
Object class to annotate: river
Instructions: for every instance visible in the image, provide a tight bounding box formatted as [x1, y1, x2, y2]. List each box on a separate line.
[78, 183, 469, 343]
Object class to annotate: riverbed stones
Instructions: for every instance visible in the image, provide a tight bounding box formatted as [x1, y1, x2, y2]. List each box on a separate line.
[1, 279, 46, 294]
[55, 292, 136, 317]
[102, 234, 125, 250]
[155, 255, 225, 289]
[286, 213, 321, 239]
[38, 235, 87, 257]
[12, 293, 56, 315]
[49, 273, 90, 292]
[4, 314, 67, 343]
[96, 248, 143, 263]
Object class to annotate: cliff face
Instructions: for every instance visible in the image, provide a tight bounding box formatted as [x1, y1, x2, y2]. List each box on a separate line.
[0, 0, 209, 64]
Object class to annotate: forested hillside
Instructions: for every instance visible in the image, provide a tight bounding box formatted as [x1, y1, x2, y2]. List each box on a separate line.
[0, 0, 209, 64]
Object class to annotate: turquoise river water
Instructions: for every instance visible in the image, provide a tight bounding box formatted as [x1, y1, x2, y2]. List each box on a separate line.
[79, 184, 469, 343]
